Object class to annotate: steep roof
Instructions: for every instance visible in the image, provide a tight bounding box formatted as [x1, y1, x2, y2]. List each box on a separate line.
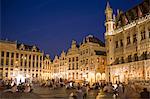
[85, 35, 105, 47]
[115, 0, 149, 28]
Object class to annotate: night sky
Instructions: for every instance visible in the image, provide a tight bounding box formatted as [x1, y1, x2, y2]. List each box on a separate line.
[1, 0, 142, 59]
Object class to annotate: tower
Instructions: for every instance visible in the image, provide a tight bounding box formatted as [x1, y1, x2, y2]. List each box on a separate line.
[105, 1, 115, 35]
[104, 1, 115, 82]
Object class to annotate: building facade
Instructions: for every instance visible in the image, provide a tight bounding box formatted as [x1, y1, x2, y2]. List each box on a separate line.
[51, 35, 106, 84]
[0, 40, 52, 84]
[105, 0, 150, 83]
[43, 54, 52, 80]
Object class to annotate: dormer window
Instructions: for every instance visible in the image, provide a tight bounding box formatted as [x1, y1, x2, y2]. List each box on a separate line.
[20, 44, 25, 50]
[32, 46, 37, 52]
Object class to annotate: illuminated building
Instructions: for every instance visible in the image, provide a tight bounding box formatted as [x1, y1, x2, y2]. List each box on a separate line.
[0, 40, 49, 83]
[79, 35, 106, 83]
[43, 54, 52, 80]
[105, 0, 150, 83]
[51, 35, 106, 84]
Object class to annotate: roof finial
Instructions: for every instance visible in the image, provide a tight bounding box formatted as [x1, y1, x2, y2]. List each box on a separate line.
[106, 0, 110, 9]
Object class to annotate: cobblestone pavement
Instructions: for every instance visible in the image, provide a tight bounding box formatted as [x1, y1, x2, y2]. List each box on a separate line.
[0, 86, 99, 99]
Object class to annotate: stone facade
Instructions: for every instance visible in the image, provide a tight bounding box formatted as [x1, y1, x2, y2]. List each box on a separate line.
[51, 35, 106, 84]
[0, 40, 46, 83]
[105, 0, 150, 83]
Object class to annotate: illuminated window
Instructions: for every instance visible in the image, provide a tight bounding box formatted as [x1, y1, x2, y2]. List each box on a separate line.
[141, 31, 146, 40]
[120, 39, 123, 47]
[115, 41, 118, 48]
[133, 34, 137, 43]
[127, 36, 131, 45]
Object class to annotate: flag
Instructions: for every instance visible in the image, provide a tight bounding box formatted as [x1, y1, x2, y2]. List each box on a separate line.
[124, 15, 128, 24]
[138, 6, 142, 17]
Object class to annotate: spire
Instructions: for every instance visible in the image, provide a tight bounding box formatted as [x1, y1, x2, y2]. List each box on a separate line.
[106, 0, 110, 9]
[105, 0, 112, 12]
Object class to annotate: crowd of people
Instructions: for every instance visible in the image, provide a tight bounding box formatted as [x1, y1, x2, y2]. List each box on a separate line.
[97, 81, 150, 99]
[0, 79, 150, 99]
[0, 79, 32, 93]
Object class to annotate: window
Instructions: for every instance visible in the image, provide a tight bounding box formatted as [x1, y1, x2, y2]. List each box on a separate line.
[86, 67, 88, 70]
[128, 55, 132, 62]
[6, 73, 8, 77]
[1, 59, 4, 65]
[25, 61, 27, 66]
[29, 55, 31, 59]
[120, 39, 123, 47]
[29, 61, 31, 67]
[134, 53, 138, 61]
[115, 41, 119, 48]
[76, 73, 78, 79]
[76, 63, 78, 69]
[76, 57, 78, 61]
[133, 34, 137, 43]
[36, 62, 38, 68]
[40, 56, 42, 61]
[69, 64, 71, 70]
[6, 59, 9, 65]
[11, 59, 14, 65]
[11, 53, 14, 58]
[127, 36, 131, 45]
[86, 49, 88, 53]
[36, 74, 38, 77]
[6, 52, 9, 57]
[40, 62, 42, 68]
[72, 63, 74, 70]
[33, 62, 34, 67]
[69, 58, 71, 62]
[16, 53, 19, 58]
[72, 57, 74, 62]
[141, 31, 146, 40]
[1, 51, 4, 57]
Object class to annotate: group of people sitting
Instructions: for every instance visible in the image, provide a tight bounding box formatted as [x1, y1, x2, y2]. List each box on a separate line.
[3, 83, 32, 93]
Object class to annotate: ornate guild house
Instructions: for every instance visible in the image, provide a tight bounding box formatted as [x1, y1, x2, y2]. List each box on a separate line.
[105, 0, 150, 83]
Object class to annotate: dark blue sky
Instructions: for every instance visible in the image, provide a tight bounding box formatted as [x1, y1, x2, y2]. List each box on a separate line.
[1, 0, 142, 58]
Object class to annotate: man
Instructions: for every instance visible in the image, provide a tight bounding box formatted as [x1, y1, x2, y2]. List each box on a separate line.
[140, 88, 150, 99]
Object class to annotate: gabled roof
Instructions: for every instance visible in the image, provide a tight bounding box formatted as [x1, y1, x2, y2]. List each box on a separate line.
[115, 0, 149, 28]
[17, 43, 40, 52]
[85, 35, 105, 47]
